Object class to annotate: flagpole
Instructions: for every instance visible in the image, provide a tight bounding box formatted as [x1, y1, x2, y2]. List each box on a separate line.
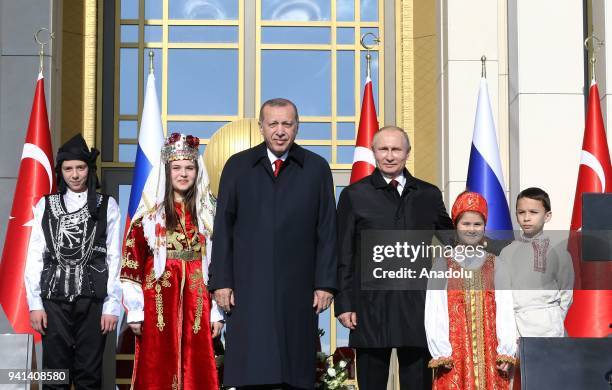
[149, 49, 154, 75]
[349, 34, 381, 184]
[481, 55, 486, 78]
[584, 33, 604, 84]
[34, 28, 54, 74]
[360, 32, 380, 80]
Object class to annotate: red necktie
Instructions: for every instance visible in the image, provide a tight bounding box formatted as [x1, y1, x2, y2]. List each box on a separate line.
[390, 179, 399, 189]
[273, 159, 283, 177]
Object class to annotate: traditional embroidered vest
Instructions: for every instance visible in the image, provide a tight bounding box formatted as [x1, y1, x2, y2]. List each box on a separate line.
[40, 193, 109, 301]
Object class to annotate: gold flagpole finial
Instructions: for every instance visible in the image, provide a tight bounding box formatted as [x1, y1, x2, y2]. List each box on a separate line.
[34, 28, 55, 74]
[481, 55, 487, 78]
[360, 33, 381, 79]
[584, 33, 604, 83]
[149, 50, 155, 74]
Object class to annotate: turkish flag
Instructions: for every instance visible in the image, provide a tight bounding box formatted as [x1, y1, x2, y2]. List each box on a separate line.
[565, 82, 612, 337]
[0, 73, 55, 342]
[349, 76, 379, 184]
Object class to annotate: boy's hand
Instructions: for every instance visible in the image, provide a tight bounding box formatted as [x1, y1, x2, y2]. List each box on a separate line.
[30, 310, 47, 335]
[100, 314, 118, 334]
[128, 322, 142, 336]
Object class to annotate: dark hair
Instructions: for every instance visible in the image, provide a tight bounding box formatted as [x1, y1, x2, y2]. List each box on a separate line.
[516, 187, 551, 212]
[164, 161, 199, 232]
[258, 98, 299, 125]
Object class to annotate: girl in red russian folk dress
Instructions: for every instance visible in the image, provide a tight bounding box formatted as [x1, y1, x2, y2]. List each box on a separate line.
[120, 133, 223, 389]
[425, 191, 517, 390]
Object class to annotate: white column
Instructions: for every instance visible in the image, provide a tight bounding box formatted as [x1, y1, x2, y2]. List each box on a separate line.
[439, 0, 510, 209]
[507, 0, 585, 229]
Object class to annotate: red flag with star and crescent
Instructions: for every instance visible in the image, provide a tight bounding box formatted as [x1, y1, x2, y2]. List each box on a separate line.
[565, 81, 612, 337]
[349, 76, 379, 184]
[0, 72, 55, 342]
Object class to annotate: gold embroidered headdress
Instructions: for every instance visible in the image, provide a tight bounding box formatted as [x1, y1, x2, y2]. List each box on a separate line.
[161, 132, 200, 163]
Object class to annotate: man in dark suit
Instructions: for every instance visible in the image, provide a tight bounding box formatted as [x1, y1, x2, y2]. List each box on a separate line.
[335, 126, 453, 390]
[209, 98, 337, 389]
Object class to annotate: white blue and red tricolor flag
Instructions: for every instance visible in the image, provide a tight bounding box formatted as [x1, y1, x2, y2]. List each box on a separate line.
[466, 77, 513, 237]
[124, 71, 164, 235]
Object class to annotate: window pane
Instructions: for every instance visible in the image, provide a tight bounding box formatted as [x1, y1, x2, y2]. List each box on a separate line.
[302, 145, 331, 163]
[296, 123, 331, 140]
[169, 0, 238, 19]
[360, 0, 378, 21]
[121, 0, 138, 19]
[168, 49, 238, 115]
[119, 144, 137, 162]
[145, 0, 162, 19]
[336, 27, 354, 44]
[262, 0, 330, 21]
[319, 310, 331, 355]
[145, 26, 163, 42]
[167, 121, 228, 139]
[119, 120, 138, 139]
[262, 27, 330, 45]
[360, 27, 379, 40]
[337, 122, 355, 140]
[337, 145, 354, 164]
[337, 50, 355, 116]
[262, 50, 331, 116]
[120, 48, 138, 115]
[119, 185, 132, 239]
[143, 49, 163, 97]
[335, 185, 345, 204]
[336, 318, 350, 347]
[360, 50, 379, 109]
[336, 0, 354, 21]
[169, 26, 239, 43]
[121, 25, 138, 43]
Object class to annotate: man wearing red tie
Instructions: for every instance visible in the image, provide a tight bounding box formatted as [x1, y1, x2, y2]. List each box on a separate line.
[209, 98, 338, 389]
[336, 126, 454, 390]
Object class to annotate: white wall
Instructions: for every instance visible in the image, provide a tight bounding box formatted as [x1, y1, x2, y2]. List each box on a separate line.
[439, 0, 509, 212]
[508, 0, 585, 229]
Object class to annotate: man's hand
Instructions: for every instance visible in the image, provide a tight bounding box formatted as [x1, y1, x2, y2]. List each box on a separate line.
[313, 290, 333, 314]
[30, 310, 47, 335]
[338, 312, 357, 330]
[101, 314, 118, 334]
[210, 321, 224, 338]
[214, 288, 234, 313]
[128, 322, 143, 336]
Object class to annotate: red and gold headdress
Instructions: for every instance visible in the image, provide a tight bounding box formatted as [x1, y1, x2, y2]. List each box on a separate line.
[161, 132, 200, 163]
[451, 191, 488, 225]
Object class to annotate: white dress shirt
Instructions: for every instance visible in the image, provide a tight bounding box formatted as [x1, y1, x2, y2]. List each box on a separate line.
[24, 189, 123, 316]
[382, 172, 406, 195]
[267, 148, 288, 170]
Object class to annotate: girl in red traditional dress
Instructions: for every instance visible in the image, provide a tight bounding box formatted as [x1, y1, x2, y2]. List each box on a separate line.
[120, 133, 224, 389]
[425, 191, 516, 389]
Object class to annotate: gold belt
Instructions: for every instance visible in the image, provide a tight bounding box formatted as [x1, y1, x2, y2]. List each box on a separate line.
[166, 250, 201, 261]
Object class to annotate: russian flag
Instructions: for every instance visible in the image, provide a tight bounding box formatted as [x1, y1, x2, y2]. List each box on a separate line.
[125, 71, 164, 233]
[466, 77, 513, 238]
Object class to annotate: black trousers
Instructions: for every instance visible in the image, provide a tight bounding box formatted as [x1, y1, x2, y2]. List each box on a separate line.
[42, 297, 106, 390]
[356, 347, 431, 390]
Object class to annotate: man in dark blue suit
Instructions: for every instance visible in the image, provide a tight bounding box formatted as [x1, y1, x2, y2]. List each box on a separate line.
[209, 98, 338, 389]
